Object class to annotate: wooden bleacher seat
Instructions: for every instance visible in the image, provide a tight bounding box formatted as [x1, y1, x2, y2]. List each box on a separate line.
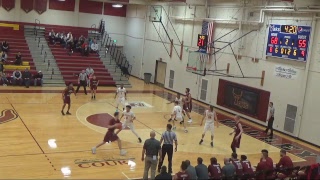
[4, 65, 31, 70]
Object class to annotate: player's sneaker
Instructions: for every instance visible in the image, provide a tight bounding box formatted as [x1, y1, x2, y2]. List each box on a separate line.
[211, 142, 214, 147]
[91, 147, 96, 154]
[180, 120, 184, 124]
[168, 118, 172, 122]
[199, 139, 203, 145]
[120, 149, 127, 156]
[187, 119, 193, 123]
[66, 112, 71, 115]
[184, 129, 188, 133]
[138, 138, 142, 143]
[61, 110, 65, 116]
[172, 126, 176, 130]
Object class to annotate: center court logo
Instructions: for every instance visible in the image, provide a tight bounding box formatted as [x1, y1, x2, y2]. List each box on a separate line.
[0, 109, 18, 124]
[75, 157, 135, 168]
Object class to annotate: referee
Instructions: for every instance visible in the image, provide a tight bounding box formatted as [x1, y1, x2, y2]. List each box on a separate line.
[75, 70, 88, 95]
[265, 102, 275, 138]
[157, 124, 178, 174]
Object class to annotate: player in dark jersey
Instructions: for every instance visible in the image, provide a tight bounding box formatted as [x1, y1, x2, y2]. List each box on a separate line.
[173, 161, 189, 180]
[184, 88, 193, 123]
[240, 155, 254, 179]
[208, 157, 222, 180]
[90, 75, 99, 99]
[91, 112, 127, 156]
[230, 153, 243, 178]
[229, 115, 243, 153]
[61, 82, 76, 115]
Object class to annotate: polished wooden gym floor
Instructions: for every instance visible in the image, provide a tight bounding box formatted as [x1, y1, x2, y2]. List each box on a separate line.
[0, 77, 318, 179]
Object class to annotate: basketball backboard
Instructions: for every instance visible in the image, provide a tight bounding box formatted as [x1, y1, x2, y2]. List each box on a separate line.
[186, 51, 207, 76]
[149, 6, 162, 22]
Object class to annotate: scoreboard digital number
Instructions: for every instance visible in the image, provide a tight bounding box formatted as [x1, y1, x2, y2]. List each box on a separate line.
[266, 24, 311, 62]
[197, 34, 208, 49]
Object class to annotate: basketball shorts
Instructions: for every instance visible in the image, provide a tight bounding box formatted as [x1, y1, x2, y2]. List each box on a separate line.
[90, 85, 97, 90]
[122, 121, 134, 130]
[175, 116, 184, 122]
[117, 97, 125, 106]
[203, 123, 214, 135]
[103, 131, 118, 142]
[63, 96, 71, 104]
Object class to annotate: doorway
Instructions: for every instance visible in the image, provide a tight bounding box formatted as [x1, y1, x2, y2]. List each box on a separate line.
[155, 60, 167, 87]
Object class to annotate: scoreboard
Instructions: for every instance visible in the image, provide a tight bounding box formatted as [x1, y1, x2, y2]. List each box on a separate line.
[197, 34, 208, 53]
[266, 24, 311, 62]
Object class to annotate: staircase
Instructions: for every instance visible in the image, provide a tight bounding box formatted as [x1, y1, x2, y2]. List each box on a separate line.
[24, 25, 65, 87]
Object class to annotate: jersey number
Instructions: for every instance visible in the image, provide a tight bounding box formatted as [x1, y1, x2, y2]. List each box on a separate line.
[216, 167, 221, 173]
[236, 162, 243, 169]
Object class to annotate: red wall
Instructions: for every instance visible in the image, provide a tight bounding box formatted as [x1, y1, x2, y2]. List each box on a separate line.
[217, 79, 270, 122]
[79, 0, 103, 15]
[49, 0, 75, 12]
[104, 3, 126, 17]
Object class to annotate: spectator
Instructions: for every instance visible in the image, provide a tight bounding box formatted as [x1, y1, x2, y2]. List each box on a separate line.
[173, 161, 189, 180]
[276, 149, 293, 179]
[34, 70, 43, 86]
[91, 40, 99, 54]
[240, 155, 254, 179]
[75, 70, 88, 95]
[185, 160, 197, 180]
[230, 153, 243, 177]
[59, 32, 65, 45]
[82, 44, 89, 57]
[142, 131, 162, 180]
[155, 166, 172, 180]
[222, 158, 236, 180]
[55, 32, 60, 44]
[0, 72, 8, 86]
[49, 29, 55, 45]
[79, 35, 85, 45]
[208, 157, 222, 180]
[12, 69, 22, 86]
[1, 51, 7, 62]
[22, 68, 32, 88]
[75, 41, 82, 52]
[15, 52, 22, 65]
[65, 32, 73, 49]
[2, 41, 9, 52]
[195, 157, 209, 180]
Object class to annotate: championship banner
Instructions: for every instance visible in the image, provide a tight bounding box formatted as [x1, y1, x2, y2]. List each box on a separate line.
[21, 0, 33, 13]
[2, 0, 15, 11]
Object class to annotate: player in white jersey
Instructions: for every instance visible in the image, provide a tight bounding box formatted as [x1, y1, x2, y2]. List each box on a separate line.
[199, 105, 219, 147]
[169, 101, 188, 133]
[167, 93, 185, 124]
[116, 105, 142, 143]
[114, 84, 126, 111]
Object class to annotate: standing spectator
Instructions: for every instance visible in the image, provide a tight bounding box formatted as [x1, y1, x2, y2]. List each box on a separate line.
[0, 72, 8, 86]
[34, 70, 43, 86]
[222, 158, 236, 180]
[157, 124, 178, 174]
[86, 66, 94, 86]
[12, 69, 22, 86]
[75, 70, 88, 95]
[15, 52, 22, 65]
[173, 161, 190, 180]
[2, 41, 9, 52]
[208, 157, 222, 180]
[195, 157, 209, 180]
[265, 102, 275, 138]
[22, 68, 32, 88]
[91, 40, 99, 55]
[155, 166, 172, 180]
[185, 160, 197, 180]
[142, 131, 162, 180]
[276, 149, 293, 179]
[240, 155, 254, 179]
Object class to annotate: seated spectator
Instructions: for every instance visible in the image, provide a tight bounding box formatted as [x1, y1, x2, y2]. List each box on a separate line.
[2, 41, 9, 52]
[173, 161, 189, 180]
[155, 166, 172, 180]
[195, 157, 209, 180]
[256, 149, 274, 179]
[208, 157, 222, 180]
[54, 32, 60, 44]
[34, 70, 43, 86]
[276, 149, 294, 179]
[79, 35, 85, 45]
[90, 40, 99, 55]
[240, 155, 254, 179]
[59, 32, 65, 45]
[49, 29, 55, 45]
[222, 158, 236, 180]
[22, 68, 32, 88]
[15, 52, 22, 65]
[75, 41, 82, 52]
[230, 153, 243, 177]
[12, 69, 22, 86]
[65, 32, 73, 49]
[185, 160, 197, 180]
[1, 51, 7, 62]
[0, 72, 8, 86]
[82, 44, 89, 57]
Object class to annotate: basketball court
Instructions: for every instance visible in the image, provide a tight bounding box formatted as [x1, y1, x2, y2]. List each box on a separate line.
[0, 78, 318, 179]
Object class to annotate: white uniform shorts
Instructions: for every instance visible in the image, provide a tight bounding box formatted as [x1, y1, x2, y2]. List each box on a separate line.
[117, 97, 125, 106]
[204, 123, 214, 135]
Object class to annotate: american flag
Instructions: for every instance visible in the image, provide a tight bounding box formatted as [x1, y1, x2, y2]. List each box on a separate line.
[201, 21, 214, 54]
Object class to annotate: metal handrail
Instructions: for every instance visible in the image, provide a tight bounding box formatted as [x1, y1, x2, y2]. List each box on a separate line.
[40, 44, 44, 55]
[51, 68, 54, 79]
[38, 37, 40, 47]
[43, 52, 47, 63]
[47, 60, 50, 71]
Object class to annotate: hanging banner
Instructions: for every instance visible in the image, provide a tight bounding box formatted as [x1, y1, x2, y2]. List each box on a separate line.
[274, 65, 298, 80]
[21, 0, 34, 13]
[34, 0, 47, 14]
[2, 0, 15, 11]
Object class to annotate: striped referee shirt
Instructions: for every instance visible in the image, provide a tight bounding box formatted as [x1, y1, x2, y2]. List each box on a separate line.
[161, 130, 177, 145]
[79, 72, 87, 81]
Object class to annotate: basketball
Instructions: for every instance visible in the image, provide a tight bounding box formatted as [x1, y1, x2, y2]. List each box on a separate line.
[115, 123, 122, 129]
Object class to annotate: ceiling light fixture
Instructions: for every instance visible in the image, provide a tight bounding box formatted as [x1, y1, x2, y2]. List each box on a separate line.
[112, 4, 123, 8]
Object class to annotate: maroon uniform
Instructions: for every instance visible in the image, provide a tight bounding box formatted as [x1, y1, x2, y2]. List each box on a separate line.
[103, 118, 120, 142]
[230, 159, 243, 176]
[175, 171, 189, 180]
[90, 78, 98, 90]
[63, 87, 75, 104]
[256, 161, 269, 179]
[208, 164, 222, 179]
[241, 160, 254, 175]
[231, 122, 242, 148]
[183, 92, 192, 112]
[276, 156, 293, 175]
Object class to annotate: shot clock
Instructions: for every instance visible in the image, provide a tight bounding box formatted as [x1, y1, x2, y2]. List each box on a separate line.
[197, 34, 208, 51]
[266, 24, 311, 62]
